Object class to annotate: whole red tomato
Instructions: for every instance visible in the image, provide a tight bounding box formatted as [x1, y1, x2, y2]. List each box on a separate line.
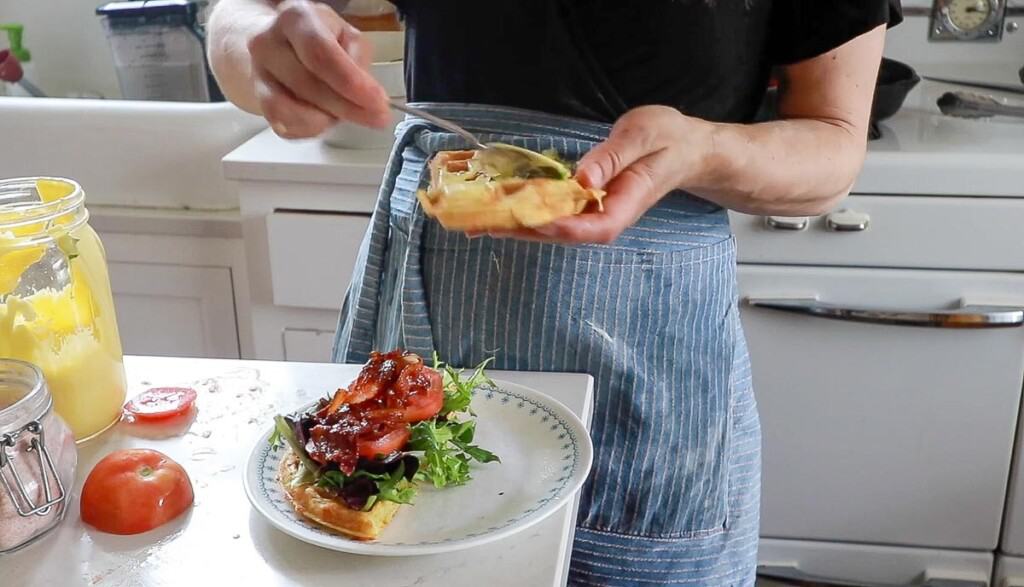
[80, 449, 194, 535]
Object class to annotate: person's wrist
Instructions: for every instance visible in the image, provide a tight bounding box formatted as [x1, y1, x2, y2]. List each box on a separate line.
[671, 115, 720, 191]
[675, 115, 725, 193]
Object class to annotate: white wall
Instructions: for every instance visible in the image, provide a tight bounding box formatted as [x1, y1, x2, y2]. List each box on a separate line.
[0, 0, 123, 98]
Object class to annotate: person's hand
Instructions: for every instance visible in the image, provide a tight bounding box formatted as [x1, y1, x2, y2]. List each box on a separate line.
[484, 106, 716, 245]
[247, 0, 391, 138]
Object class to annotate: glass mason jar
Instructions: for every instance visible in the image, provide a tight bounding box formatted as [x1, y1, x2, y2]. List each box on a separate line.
[0, 177, 127, 441]
[0, 359, 78, 554]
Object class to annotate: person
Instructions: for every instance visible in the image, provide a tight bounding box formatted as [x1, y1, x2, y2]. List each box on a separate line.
[208, 2, 901, 584]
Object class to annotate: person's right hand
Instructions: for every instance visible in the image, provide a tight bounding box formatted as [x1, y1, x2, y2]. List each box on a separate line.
[247, 0, 391, 138]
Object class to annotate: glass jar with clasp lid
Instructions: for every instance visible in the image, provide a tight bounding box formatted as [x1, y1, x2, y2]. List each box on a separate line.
[0, 359, 77, 554]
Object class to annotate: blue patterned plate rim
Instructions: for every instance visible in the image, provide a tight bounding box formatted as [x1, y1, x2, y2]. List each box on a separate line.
[242, 379, 593, 556]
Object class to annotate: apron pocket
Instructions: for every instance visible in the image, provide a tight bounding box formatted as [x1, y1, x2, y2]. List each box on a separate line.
[422, 233, 739, 540]
[575, 237, 738, 540]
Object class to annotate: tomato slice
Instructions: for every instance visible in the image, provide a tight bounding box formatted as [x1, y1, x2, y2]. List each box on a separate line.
[357, 425, 411, 459]
[81, 449, 194, 535]
[395, 365, 444, 423]
[124, 387, 197, 421]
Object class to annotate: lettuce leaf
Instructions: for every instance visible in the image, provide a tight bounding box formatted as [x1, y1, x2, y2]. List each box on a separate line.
[269, 415, 319, 486]
[409, 418, 499, 488]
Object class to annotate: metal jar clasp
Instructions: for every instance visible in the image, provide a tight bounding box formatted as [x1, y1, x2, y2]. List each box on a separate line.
[0, 420, 67, 517]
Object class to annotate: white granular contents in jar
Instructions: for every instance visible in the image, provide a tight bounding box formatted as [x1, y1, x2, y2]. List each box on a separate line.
[0, 412, 74, 552]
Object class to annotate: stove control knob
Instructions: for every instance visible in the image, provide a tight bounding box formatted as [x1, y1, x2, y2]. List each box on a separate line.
[826, 209, 870, 232]
[765, 216, 809, 231]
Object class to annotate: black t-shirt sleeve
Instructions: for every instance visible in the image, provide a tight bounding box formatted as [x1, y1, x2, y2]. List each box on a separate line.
[769, 0, 903, 66]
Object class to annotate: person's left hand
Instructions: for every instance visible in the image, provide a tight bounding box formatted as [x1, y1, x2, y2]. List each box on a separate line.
[482, 105, 715, 245]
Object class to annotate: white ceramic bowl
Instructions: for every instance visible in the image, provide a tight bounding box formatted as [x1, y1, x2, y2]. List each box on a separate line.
[322, 31, 405, 150]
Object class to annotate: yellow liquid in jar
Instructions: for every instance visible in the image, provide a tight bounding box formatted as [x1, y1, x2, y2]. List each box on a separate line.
[0, 224, 127, 441]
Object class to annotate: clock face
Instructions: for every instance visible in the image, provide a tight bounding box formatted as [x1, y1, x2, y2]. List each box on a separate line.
[946, 0, 993, 32]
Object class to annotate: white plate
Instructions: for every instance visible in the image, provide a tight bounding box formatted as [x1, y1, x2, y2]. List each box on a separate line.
[243, 380, 593, 556]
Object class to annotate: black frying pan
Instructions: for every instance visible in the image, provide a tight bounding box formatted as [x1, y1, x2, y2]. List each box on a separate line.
[869, 58, 920, 138]
[755, 58, 920, 140]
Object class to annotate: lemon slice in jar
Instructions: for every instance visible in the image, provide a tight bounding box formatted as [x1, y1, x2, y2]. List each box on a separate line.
[0, 247, 46, 295]
[35, 178, 76, 202]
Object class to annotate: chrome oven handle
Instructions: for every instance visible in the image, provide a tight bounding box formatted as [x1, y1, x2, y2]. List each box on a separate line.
[746, 297, 1024, 329]
[757, 564, 988, 587]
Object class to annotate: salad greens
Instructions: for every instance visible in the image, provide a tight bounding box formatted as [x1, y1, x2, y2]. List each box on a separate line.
[317, 463, 417, 511]
[268, 354, 499, 509]
[269, 415, 318, 486]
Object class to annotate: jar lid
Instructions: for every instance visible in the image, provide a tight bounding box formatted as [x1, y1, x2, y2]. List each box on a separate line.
[0, 359, 51, 435]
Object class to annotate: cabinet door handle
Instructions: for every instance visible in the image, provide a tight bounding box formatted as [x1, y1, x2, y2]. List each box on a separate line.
[746, 297, 1024, 329]
[757, 564, 988, 587]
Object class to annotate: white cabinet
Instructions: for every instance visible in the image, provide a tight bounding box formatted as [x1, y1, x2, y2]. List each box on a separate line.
[740, 265, 1024, 550]
[96, 224, 252, 360]
[282, 328, 336, 362]
[997, 556, 1024, 587]
[108, 262, 240, 359]
[232, 173, 375, 361]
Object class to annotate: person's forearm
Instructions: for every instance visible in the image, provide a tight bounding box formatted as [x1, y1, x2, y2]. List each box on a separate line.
[692, 116, 867, 216]
[688, 25, 884, 217]
[207, 0, 279, 114]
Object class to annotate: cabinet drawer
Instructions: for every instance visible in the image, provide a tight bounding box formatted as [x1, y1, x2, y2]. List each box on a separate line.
[731, 195, 1024, 271]
[266, 211, 370, 310]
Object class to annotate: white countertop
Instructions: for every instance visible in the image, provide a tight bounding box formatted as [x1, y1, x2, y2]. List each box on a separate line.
[223, 132, 390, 187]
[222, 82, 1024, 199]
[5, 356, 594, 587]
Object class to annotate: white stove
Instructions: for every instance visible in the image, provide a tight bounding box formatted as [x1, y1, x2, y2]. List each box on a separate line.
[744, 8, 1024, 587]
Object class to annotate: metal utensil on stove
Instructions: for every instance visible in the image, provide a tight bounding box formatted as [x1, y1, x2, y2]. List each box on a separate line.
[922, 76, 1024, 96]
[937, 91, 1024, 120]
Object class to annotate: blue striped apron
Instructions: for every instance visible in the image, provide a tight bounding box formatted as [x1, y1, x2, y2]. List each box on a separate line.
[333, 104, 761, 586]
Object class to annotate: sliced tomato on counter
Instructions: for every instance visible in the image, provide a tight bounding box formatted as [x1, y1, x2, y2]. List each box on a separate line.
[124, 387, 197, 421]
[81, 449, 194, 535]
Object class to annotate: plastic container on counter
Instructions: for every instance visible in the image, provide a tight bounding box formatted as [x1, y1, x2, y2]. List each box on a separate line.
[0, 359, 78, 554]
[0, 178, 127, 441]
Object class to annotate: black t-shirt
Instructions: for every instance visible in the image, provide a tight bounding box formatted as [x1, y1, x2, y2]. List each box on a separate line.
[392, 0, 902, 123]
